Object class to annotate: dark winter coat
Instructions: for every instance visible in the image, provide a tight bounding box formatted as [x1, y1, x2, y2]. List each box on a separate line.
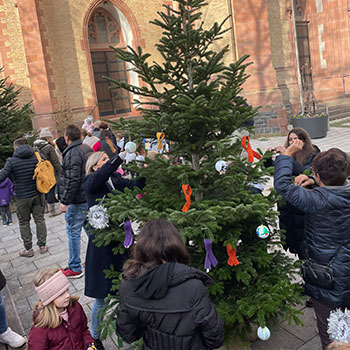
[116, 263, 225, 350]
[278, 152, 319, 258]
[60, 140, 92, 205]
[0, 145, 39, 199]
[83, 153, 145, 299]
[274, 155, 350, 307]
[28, 301, 94, 350]
[33, 139, 61, 179]
[0, 178, 14, 206]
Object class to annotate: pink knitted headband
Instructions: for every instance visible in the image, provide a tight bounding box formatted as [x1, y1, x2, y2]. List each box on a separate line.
[35, 271, 70, 306]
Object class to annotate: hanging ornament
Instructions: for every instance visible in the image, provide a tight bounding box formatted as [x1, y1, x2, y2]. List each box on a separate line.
[256, 225, 270, 239]
[125, 152, 136, 164]
[257, 326, 271, 341]
[136, 193, 144, 200]
[204, 239, 218, 272]
[156, 132, 165, 150]
[181, 184, 192, 213]
[125, 141, 137, 153]
[87, 204, 109, 229]
[327, 308, 350, 342]
[241, 136, 262, 162]
[215, 160, 228, 174]
[123, 220, 133, 248]
[136, 155, 145, 165]
[227, 244, 240, 266]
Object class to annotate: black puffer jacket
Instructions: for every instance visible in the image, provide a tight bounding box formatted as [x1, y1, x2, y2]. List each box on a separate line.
[275, 155, 350, 307]
[0, 145, 39, 199]
[33, 139, 61, 179]
[116, 263, 224, 350]
[61, 140, 92, 205]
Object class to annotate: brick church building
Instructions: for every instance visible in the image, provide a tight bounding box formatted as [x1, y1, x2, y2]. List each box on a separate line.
[0, 0, 349, 133]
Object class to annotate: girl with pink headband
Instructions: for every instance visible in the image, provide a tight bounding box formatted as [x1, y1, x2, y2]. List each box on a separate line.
[28, 269, 96, 350]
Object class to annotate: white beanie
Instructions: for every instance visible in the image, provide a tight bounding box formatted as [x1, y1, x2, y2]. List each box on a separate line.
[40, 128, 53, 139]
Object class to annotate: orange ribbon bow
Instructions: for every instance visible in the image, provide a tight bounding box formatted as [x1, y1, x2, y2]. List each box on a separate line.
[156, 132, 165, 150]
[227, 244, 240, 266]
[181, 184, 192, 213]
[241, 136, 262, 163]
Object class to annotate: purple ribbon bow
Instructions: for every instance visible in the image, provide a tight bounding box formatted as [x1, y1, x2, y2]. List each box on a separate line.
[204, 238, 218, 272]
[123, 220, 133, 248]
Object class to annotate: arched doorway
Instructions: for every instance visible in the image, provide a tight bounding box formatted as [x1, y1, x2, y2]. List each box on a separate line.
[88, 7, 131, 116]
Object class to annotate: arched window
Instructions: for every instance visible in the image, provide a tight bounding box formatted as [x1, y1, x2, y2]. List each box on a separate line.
[88, 8, 131, 116]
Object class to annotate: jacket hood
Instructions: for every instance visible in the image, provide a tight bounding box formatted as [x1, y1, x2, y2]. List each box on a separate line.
[129, 262, 213, 300]
[13, 145, 35, 159]
[33, 139, 49, 149]
[321, 179, 350, 204]
[0, 178, 11, 189]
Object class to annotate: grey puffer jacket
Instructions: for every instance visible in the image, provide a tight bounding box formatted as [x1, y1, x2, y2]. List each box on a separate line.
[0, 145, 39, 199]
[61, 140, 92, 205]
[33, 139, 61, 179]
[116, 263, 224, 350]
[274, 155, 350, 307]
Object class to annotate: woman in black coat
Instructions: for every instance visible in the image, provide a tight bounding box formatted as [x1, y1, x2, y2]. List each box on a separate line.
[83, 151, 145, 349]
[266, 128, 320, 259]
[116, 219, 224, 350]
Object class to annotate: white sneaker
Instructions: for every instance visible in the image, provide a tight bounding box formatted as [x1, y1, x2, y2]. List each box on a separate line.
[0, 327, 26, 348]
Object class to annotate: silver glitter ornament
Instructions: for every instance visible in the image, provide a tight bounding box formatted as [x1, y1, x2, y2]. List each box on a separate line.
[87, 204, 109, 229]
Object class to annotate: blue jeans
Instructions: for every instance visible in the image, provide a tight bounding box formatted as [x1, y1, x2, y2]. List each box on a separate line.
[0, 292, 8, 334]
[91, 298, 107, 339]
[65, 203, 88, 272]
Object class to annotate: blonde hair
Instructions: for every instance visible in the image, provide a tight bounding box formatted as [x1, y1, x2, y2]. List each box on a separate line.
[33, 268, 79, 328]
[327, 343, 350, 350]
[85, 151, 105, 175]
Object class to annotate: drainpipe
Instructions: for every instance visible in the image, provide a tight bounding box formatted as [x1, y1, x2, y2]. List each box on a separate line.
[227, 0, 238, 61]
[291, 0, 304, 114]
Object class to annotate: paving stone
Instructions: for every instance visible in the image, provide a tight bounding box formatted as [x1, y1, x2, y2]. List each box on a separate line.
[281, 307, 318, 343]
[10, 283, 36, 302]
[15, 298, 31, 314]
[251, 327, 304, 350]
[296, 335, 322, 350]
[33, 252, 67, 269]
[6, 277, 21, 289]
[26, 293, 38, 309]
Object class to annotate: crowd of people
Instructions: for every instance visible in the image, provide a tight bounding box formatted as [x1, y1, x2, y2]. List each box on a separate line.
[0, 118, 349, 350]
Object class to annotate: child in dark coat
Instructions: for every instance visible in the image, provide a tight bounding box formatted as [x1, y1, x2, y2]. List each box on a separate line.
[0, 178, 14, 227]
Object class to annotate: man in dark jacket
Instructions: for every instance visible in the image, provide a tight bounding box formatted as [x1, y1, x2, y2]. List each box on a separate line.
[60, 125, 92, 278]
[274, 142, 350, 349]
[0, 138, 48, 257]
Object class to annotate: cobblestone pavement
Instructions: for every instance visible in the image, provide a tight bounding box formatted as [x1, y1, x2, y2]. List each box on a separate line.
[0, 126, 348, 349]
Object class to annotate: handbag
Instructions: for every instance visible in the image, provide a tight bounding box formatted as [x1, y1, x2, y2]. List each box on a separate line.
[301, 242, 343, 290]
[0, 270, 6, 291]
[301, 260, 334, 290]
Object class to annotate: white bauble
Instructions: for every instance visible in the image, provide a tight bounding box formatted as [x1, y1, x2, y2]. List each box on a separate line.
[215, 160, 227, 173]
[257, 326, 271, 341]
[125, 141, 137, 153]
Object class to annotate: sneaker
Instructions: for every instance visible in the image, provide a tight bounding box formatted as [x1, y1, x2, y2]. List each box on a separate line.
[0, 327, 26, 348]
[39, 246, 48, 254]
[93, 338, 105, 350]
[19, 248, 34, 257]
[61, 267, 84, 279]
[2, 223, 7, 227]
[7, 221, 13, 226]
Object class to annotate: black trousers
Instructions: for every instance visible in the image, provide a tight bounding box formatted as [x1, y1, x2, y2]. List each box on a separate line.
[312, 298, 342, 349]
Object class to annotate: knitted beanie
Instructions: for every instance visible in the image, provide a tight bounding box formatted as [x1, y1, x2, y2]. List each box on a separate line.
[39, 128, 53, 139]
[35, 271, 70, 306]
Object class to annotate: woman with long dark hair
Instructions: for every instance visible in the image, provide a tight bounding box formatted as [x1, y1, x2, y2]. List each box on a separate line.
[116, 219, 224, 350]
[267, 127, 320, 259]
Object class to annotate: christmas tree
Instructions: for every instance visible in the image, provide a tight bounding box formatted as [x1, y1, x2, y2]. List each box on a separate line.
[0, 70, 32, 167]
[96, 0, 302, 343]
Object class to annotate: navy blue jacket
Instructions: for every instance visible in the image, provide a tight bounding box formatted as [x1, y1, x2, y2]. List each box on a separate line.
[274, 155, 350, 307]
[83, 154, 145, 299]
[0, 145, 39, 199]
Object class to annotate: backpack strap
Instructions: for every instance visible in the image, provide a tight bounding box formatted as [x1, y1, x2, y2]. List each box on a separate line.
[35, 152, 42, 162]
